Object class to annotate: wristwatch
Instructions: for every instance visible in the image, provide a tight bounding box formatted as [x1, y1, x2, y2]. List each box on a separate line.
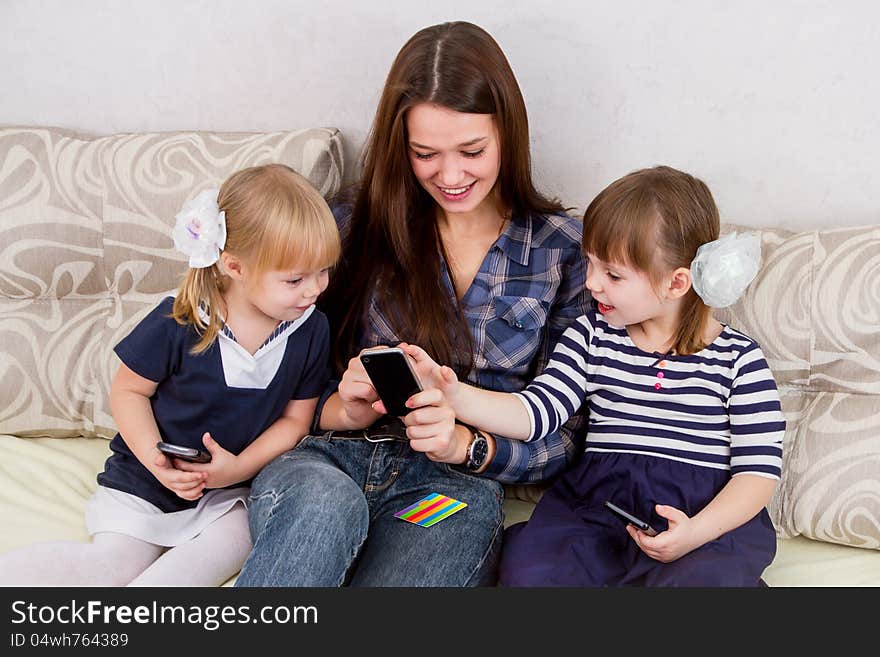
[462, 424, 489, 472]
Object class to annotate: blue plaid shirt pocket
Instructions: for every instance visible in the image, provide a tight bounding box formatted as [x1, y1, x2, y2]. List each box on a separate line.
[483, 295, 550, 371]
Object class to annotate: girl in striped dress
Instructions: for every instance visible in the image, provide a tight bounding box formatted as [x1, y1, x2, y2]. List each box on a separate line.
[398, 165, 785, 586]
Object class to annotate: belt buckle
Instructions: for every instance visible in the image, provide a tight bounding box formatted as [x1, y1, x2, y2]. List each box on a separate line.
[325, 429, 369, 441]
[365, 431, 398, 443]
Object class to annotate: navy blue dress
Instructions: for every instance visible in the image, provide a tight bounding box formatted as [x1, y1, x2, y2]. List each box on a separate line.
[98, 297, 331, 512]
[501, 452, 777, 586]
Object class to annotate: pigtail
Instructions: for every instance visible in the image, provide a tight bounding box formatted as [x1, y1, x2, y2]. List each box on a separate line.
[672, 289, 712, 356]
[171, 265, 226, 354]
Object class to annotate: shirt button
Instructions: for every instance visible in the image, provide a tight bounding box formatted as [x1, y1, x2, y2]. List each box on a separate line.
[514, 320, 523, 329]
[654, 382, 662, 390]
[658, 360, 666, 368]
[657, 372, 665, 379]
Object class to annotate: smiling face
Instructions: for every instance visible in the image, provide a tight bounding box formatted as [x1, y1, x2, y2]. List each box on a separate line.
[245, 265, 331, 323]
[585, 253, 669, 328]
[405, 103, 502, 218]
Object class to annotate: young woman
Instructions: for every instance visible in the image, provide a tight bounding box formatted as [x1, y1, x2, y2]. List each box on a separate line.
[235, 21, 590, 587]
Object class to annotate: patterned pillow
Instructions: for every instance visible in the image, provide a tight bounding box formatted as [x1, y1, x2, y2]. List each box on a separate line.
[718, 224, 879, 550]
[0, 127, 344, 439]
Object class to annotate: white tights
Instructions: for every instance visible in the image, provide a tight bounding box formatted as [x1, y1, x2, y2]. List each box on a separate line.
[0, 505, 252, 587]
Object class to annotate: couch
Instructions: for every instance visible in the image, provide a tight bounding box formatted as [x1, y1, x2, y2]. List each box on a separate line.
[1, 126, 878, 586]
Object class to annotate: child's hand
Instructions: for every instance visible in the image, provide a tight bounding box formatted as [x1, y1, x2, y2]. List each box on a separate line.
[397, 342, 443, 387]
[151, 451, 207, 501]
[626, 504, 703, 562]
[172, 432, 243, 490]
[395, 343, 462, 411]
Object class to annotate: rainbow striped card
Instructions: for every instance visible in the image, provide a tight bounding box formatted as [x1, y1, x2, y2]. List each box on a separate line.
[394, 493, 468, 527]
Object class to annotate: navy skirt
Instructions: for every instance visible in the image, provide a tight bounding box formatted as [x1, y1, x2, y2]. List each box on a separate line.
[499, 451, 777, 587]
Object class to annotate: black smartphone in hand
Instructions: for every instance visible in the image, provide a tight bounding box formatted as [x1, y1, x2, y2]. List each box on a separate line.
[604, 500, 658, 536]
[359, 347, 423, 417]
[156, 441, 212, 463]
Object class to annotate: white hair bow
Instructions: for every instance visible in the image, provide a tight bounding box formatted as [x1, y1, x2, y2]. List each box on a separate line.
[171, 189, 227, 268]
[690, 232, 761, 308]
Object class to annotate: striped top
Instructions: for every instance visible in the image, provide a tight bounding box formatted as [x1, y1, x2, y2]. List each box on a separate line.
[514, 308, 785, 479]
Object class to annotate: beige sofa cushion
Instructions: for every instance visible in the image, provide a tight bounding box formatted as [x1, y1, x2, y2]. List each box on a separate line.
[776, 390, 880, 548]
[0, 127, 343, 439]
[716, 224, 880, 551]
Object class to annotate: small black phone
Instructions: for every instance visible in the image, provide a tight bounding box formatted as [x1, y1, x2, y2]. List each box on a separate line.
[156, 441, 212, 463]
[359, 347, 423, 417]
[604, 500, 658, 536]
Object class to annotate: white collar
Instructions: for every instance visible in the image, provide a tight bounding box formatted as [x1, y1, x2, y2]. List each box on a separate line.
[198, 304, 317, 389]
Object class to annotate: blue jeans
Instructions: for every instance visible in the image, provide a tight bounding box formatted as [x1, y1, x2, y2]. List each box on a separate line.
[235, 427, 504, 587]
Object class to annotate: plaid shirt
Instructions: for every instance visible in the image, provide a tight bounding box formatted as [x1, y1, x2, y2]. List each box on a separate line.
[321, 202, 590, 484]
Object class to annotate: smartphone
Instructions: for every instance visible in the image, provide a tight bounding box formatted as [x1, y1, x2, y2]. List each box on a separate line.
[156, 441, 212, 463]
[604, 500, 658, 536]
[359, 347, 423, 417]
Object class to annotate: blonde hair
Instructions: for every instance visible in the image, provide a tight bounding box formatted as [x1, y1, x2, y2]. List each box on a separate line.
[172, 164, 341, 353]
[582, 165, 720, 356]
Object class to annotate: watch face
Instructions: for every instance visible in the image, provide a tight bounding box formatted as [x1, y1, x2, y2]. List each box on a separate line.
[470, 436, 488, 467]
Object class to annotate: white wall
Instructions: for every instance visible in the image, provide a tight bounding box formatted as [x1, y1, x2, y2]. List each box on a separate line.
[3, 0, 879, 230]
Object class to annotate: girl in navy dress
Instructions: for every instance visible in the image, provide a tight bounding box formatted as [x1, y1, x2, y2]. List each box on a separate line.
[0, 164, 340, 585]
[399, 165, 785, 586]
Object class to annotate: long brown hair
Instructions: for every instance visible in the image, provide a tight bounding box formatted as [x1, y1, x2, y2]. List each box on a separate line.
[322, 21, 564, 375]
[173, 164, 340, 353]
[582, 165, 720, 356]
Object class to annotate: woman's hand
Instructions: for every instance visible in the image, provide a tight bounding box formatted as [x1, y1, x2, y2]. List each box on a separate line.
[626, 504, 703, 562]
[399, 388, 468, 464]
[150, 450, 207, 501]
[172, 432, 244, 490]
[336, 349, 385, 427]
